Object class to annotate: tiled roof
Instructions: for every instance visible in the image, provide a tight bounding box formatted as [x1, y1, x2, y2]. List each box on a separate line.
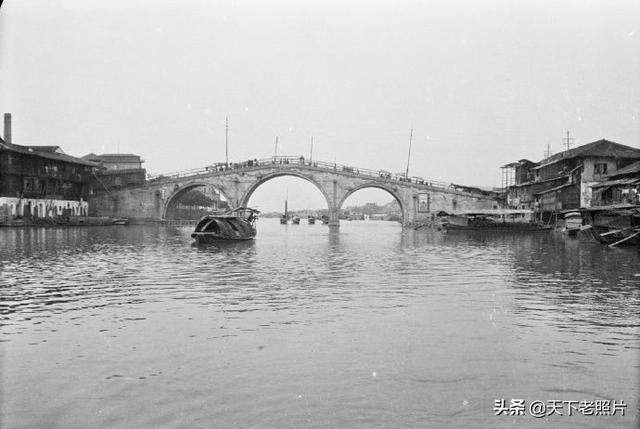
[611, 160, 640, 177]
[82, 153, 143, 163]
[534, 183, 576, 195]
[23, 145, 64, 153]
[591, 177, 640, 189]
[534, 139, 640, 169]
[0, 139, 99, 167]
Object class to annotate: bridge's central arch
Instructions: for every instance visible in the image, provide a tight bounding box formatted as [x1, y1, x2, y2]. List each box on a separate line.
[239, 171, 333, 215]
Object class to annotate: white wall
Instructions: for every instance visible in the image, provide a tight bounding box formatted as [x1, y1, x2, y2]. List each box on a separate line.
[0, 197, 89, 218]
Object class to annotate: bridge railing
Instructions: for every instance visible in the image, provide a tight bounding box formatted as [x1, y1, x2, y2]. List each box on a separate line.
[146, 156, 456, 190]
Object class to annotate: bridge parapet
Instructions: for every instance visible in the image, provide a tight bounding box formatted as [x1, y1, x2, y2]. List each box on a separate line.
[146, 156, 455, 192]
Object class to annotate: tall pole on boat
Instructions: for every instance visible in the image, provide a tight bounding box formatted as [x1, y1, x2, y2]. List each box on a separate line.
[285, 188, 288, 218]
[275, 136, 279, 157]
[310, 136, 313, 162]
[405, 128, 413, 179]
[225, 116, 229, 167]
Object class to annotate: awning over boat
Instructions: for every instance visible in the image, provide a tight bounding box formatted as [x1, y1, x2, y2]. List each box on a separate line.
[438, 209, 533, 216]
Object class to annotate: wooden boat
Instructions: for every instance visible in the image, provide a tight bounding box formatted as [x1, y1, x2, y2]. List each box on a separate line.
[561, 211, 582, 236]
[191, 207, 259, 243]
[441, 209, 552, 232]
[111, 218, 130, 226]
[580, 205, 640, 247]
[291, 215, 301, 224]
[280, 197, 289, 224]
[320, 215, 330, 225]
[308, 215, 316, 224]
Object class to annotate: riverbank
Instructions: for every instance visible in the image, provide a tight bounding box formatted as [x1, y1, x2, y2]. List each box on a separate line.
[0, 216, 201, 227]
[1, 216, 116, 227]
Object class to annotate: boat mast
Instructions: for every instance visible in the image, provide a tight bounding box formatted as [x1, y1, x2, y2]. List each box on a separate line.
[285, 188, 288, 218]
[405, 128, 413, 179]
[310, 136, 313, 162]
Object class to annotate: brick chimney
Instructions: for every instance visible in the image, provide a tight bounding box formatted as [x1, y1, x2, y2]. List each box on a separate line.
[3, 113, 11, 143]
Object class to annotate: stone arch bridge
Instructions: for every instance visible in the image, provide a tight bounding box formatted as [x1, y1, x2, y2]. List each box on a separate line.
[89, 156, 500, 226]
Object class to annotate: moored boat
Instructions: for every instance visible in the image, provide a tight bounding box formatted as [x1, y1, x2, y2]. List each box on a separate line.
[111, 218, 129, 226]
[440, 209, 552, 232]
[291, 215, 301, 224]
[580, 205, 640, 247]
[561, 211, 582, 236]
[191, 207, 259, 243]
[280, 196, 289, 224]
[308, 215, 316, 224]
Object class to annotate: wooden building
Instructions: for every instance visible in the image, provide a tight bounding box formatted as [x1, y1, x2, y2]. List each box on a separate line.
[503, 139, 640, 219]
[591, 160, 640, 206]
[82, 153, 147, 190]
[0, 116, 99, 220]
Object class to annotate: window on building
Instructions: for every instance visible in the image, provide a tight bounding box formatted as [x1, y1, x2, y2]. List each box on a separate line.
[594, 163, 608, 175]
[23, 178, 34, 193]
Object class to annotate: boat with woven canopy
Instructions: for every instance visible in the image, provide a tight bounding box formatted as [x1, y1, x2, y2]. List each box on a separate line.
[191, 207, 259, 243]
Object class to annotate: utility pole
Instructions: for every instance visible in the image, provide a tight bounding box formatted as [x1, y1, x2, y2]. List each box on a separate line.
[544, 144, 551, 158]
[563, 130, 573, 151]
[405, 128, 413, 179]
[310, 136, 313, 162]
[225, 116, 229, 167]
[274, 136, 279, 157]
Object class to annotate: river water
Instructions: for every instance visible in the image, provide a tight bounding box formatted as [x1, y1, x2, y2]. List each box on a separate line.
[1, 220, 638, 428]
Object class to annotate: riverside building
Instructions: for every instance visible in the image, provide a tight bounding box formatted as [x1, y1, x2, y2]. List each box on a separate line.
[502, 139, 640, 221]
[0, 113, 98, 223]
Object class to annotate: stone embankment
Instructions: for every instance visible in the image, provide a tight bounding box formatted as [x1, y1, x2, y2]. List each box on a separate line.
[0, 216, 114, 227]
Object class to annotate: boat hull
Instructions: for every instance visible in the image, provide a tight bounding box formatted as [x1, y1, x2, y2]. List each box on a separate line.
[191, 208, 259, 243]
[582, 226, 640, 246]
[581, 206, 640, 247]
[444, 224, 552, 232]
[191, 232, 255, 244]
[563, 227, 580, 236]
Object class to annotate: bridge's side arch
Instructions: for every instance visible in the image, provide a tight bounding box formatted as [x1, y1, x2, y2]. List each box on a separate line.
[163, 182, 232, 219]
[239, 171, 333, 212]
[338, 183, 407, 223]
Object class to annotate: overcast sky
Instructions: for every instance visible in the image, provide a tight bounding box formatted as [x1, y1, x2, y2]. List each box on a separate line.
[1, 0, 638, 211]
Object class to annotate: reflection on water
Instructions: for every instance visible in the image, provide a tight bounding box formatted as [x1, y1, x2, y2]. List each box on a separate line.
[1, 220, 638, 428]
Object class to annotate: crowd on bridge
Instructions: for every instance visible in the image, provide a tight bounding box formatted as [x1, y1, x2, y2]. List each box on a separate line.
[204, 156, 321, 172]
[158, 155, 450, 189]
